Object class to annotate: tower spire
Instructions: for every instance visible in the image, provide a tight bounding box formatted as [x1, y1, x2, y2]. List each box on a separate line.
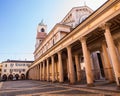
[39, 19, 44, 25]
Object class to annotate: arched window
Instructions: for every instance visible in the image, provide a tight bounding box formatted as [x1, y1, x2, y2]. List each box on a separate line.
[41, 28, 45, 32]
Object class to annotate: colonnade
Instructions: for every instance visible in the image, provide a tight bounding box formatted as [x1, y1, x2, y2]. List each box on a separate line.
[28, 23, 120, 87]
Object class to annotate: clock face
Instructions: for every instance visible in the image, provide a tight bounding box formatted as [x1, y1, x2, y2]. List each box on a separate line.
[41, 28, 45, 32]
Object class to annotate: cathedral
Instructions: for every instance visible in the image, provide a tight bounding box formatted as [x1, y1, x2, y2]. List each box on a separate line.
[27, 0, 120, 88]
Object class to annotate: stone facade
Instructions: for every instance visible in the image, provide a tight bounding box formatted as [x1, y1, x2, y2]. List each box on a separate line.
[1, 60, 33, 81]
[28, 0, 120, 88]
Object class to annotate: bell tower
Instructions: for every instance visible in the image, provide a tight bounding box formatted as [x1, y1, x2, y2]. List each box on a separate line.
[35, 20, 47, 49]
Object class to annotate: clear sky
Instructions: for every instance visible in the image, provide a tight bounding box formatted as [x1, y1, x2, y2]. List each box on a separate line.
[0, 0, 107, 62]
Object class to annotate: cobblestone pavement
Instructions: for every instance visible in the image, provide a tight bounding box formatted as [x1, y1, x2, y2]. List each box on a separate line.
[0, 80, 120, 96]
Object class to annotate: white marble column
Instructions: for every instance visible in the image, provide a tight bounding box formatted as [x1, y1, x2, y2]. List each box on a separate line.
[104, 23, 120, 86]
[80, 37, 94, 86]
[58, 51, 64, 83]
[67, 46, 75, 84]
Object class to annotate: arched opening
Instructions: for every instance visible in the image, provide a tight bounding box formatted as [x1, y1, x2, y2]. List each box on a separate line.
[15, 74, 19, 80]
[41, 28, 45, 32]
[2, 74, 7, 81]
[21, 74, 25, 80]
[8, 74, 13, 80]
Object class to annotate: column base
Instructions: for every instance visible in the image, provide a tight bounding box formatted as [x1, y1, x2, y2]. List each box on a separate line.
[108, 80, 115, 83]
[87, 83, 94, 87]
[52, 81, 56, 83]
[59, 81, 64, 84]
[69, 82, 75, 85]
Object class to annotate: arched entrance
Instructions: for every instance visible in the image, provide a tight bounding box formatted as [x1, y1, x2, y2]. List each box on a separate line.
[15, 74, 19, 80]
[8, 74, 13, 80]
[21, 74, 25, 80]
[2, 74, 7, 81]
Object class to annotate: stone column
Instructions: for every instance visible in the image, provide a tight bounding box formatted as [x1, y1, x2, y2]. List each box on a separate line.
[117, 42, 120, 57]
[34, 67, 35, 80]
[47, 59, 50, 81]
[102, 41, 114, 82]
[31, 70, 32, 79]
[33, 68, 35, 80]
[51, 55, 55, 82]
[104, 23, 120, 86]
[58, 51, 64, 83]
[80, 37, 94, 86]
[38, 64, 40, 80]
[67, 46, 75, 84]
[34, 66, 36, 80]
[36, 66, 38, 80]
[35, 67, 36, 80]
[43, 61, 45, 81]
[32, 68, 34, 80]
[40, 63, 42, 80]
[100, 51, 109, 80]
[75, 54, 81, 82]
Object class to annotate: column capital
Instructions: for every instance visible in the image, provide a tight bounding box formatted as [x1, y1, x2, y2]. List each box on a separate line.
[66, 45, 72, 50]
[51, 55, 54, 59]
[99, 23, 111, 30]
[43, 60, 45, 64]
[74, 53, 79, 57]
[80, 37, 87, 44]
[46, 58, 49, 62]
[58, 50, 62, 55]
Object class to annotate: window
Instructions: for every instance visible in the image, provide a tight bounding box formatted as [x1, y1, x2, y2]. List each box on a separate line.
[26, 64, 29, 66]
[4, 69, 6, 72]
[10, 63, 14, 67]
[23, 64, 25, 66]
[41, 28, 45, 32]
[5, 64, 7, 67]
[10, 69, 13, 73]
[23, 69, 25, 72]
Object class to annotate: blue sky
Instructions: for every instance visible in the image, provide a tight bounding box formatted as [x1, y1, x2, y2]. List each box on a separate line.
[0, 0, 107, 62]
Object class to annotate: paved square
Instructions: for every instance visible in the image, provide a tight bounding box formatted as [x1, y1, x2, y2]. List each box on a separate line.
[0, 80, 120, 96]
